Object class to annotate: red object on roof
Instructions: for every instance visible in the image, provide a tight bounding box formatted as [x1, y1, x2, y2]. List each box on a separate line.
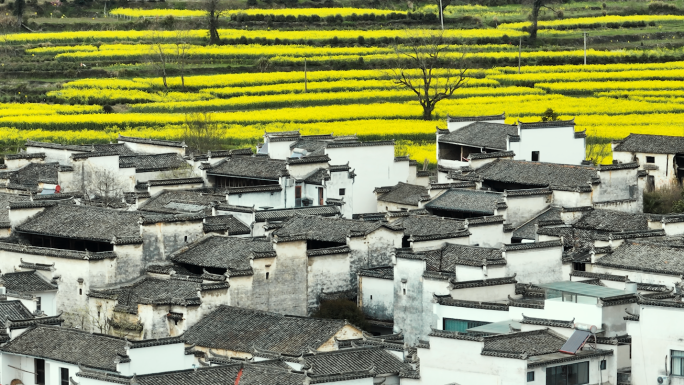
[234, 367, 243, 385]
[55, 185, 61, 193]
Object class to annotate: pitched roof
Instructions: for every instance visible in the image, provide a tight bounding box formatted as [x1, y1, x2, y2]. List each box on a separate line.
[0, 162, 60, 188]
[203, 215, 251, 235]
[572, 209, 649, 232]
[273, 216, 398, 244]
[0, 192, 30, 225]
[89, 276, 227, 314]
[482, 329, 566, 358]
[1, 271, 57, 293]
[0, 301, 35, 326]
[595, 240, 684, 276]
[170, 235, 273, 273]
[118, 135, 186, 148]
[376, 182, 429, 206]
[613, 134, 684, 154]
[138, 189, 225, 214]
[183, 305, 351, 355]
[469, 159, 598, 189]
[425, 189, 505, 215]
[296, 168, 330, 185]
[303, 347, 412, 376]
[358, 266, 394, 280]
[439, 122, 518, 150]
[119, 153, 188, 173]
[206, 156, 287, 180]
[254, 206, 340, 223]
[513, 207, 562, 240]
[392, 215, 466, 240]
[1, 325, 129, 371]
[16, 204, 141, 243]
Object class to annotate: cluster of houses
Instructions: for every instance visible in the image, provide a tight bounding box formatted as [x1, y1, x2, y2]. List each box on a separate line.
[0, 115, 681, 385]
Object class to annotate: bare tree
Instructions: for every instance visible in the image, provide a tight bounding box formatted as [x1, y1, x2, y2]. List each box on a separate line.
[14, 0, 25, 28]
[71, 165, 127, 207]
[158, 163, 198, 179]
[387, 31, 468, 121]
[204, 0, 226, 45]
[528, 0, 562, 40]
[148, 31, 170, 89]
[183, 112, 223, 154]
[173, 30, 192, 89]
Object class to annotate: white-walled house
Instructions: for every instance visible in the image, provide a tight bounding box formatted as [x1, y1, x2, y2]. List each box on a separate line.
[612, 133, 684, 191]
[0, 325, 192, 385]
[438, 114, 586, 169]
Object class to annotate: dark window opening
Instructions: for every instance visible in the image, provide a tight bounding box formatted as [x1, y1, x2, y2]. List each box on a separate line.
[178, 263, 227, 276]
[370, 295, 372, 300]
[35, 358, 45, 384]
[79, 289, 82, 295]
[546, 361, 589, 385]
[427, 208, 492, 220]
[339, 188, 346, 196]
[527, 371, 535, 382]
[174, 319, 179, 325]
[266, 272, 270, 280]
[443, 318, 490, 333]
[401, 236, 411, 248]
[213, 175, 279, 189]
[36, 296, 41, 311]
[531, 151, 540, 162]
[307, 239, 345, 250]
[402, 289, 406, 295]
[318, 187, 324, 206]
[184, 236, 188, 243]
[647, 175, 655, 192]
[295, 186, 302, 208]
[24, 233, 113, 252]
[646, 156, 655, 164]
[60, 367, 69, 385]
[573, 262, 586, 272]
[600, 360, 606, 370]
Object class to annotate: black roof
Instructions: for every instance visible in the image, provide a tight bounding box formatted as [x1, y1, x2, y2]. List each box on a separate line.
[482, 329, 566, 358]
[572, 209, 649, 232]
[0, 192, 31, 225]
[119, 153, 188, 173]
[439, 122, 518, 150]
[358, 266, 394, 280]
[595, 240, 684, 276]
[470, 159, 599, 189]
[392, 215, 467, 240]
[298, 168, 330, 185]
[118, 135, 186, 148]
[1, 325, 130, 371]
[184, 305, 353, 356]
[206, 156, 287, 180]
[0, 301, 34, 326]
[425, 189, 505, 215]
[16, 204, 141, 243]
[613, 134, 684, 154]
[170, 235, 273, 273]
[2, 271, 57, 293]
[273, 216, 399, 243]
[89, 276, 228, 314]
[138, 189, 225, 214]
[513, 207, 562, 240]
[303, 346, 412, 376]
[0, 162, 60, 188]
[203, 215, 251, 235]
[376, 182, 429, 206]
[254, 206, 340, 223]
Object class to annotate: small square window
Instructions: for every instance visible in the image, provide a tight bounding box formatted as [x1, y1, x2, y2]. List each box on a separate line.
[600, 360, 607, 370]
[370, 295, 373, 300]
[527, 371, 535, 382]
[266, 272, 270, 280]
[339, 188, 346, 196]
[531, 151, 540, 162]
[646, 156, 655, 164]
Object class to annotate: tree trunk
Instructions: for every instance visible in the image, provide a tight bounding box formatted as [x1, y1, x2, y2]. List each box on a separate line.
[209, 12, 221, 45]
[530, 0, 543, 40]
[422, 106, 433, 121]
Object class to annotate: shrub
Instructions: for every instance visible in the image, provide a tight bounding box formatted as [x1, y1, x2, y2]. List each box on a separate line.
[102, 105, 113, 113]
[312, 299, 369, 330]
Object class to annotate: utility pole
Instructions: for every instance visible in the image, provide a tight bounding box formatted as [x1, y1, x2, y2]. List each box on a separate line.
[304, 58, 308, 92]
[584, 32, 587, 65]
[439, 0, 444, 30]
[518, 37, 522, 74]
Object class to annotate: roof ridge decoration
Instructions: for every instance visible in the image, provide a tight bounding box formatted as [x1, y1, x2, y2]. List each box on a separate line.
[517, 118, 575, 129]
[446, 113, 506, 123]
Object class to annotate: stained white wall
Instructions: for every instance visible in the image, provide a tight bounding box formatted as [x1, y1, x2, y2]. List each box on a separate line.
[514, 125, 585, 165]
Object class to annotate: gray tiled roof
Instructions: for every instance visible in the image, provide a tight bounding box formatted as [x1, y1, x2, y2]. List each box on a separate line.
[613, 134, 684, 154]
[119, 153, 188, 173]
[513, 207, 562, 240]
[303, 347, 412, 376]
[595, 240, 684, 276]
[5, 152, 46, 160]
[572, 209, 649, 232]
[358, 266, 393, 280]
[482, 329, 566, 358]
[184, 305, 350, 356]
[0, 301, 35, 328]
[0, 193, 30, 222]
[118, 135, 186, 148]
[273, 216, 398, 244]
[0, 162, 60, 188]
[16, 204, 141, 243]
[471, 159, 598, 189]
[437, 243, 505, 267]
[425, 189, 504, 215]
[439, 122, 518, 150]
[1, 271, 57, 293]
[138, 189, 225, 214]
[298, 168, 330, 185]
[79, 363, 308, 385]
[390, 215, 467, 239]
[255, 206, 340, 223]
[203, 215, 251, 235]
[206, 156, 287, 180]
[89, 276, 227, 314]
[170, 234, 273, 273]
[377, 182, 429, 206]
[1, 325, 129, 371]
